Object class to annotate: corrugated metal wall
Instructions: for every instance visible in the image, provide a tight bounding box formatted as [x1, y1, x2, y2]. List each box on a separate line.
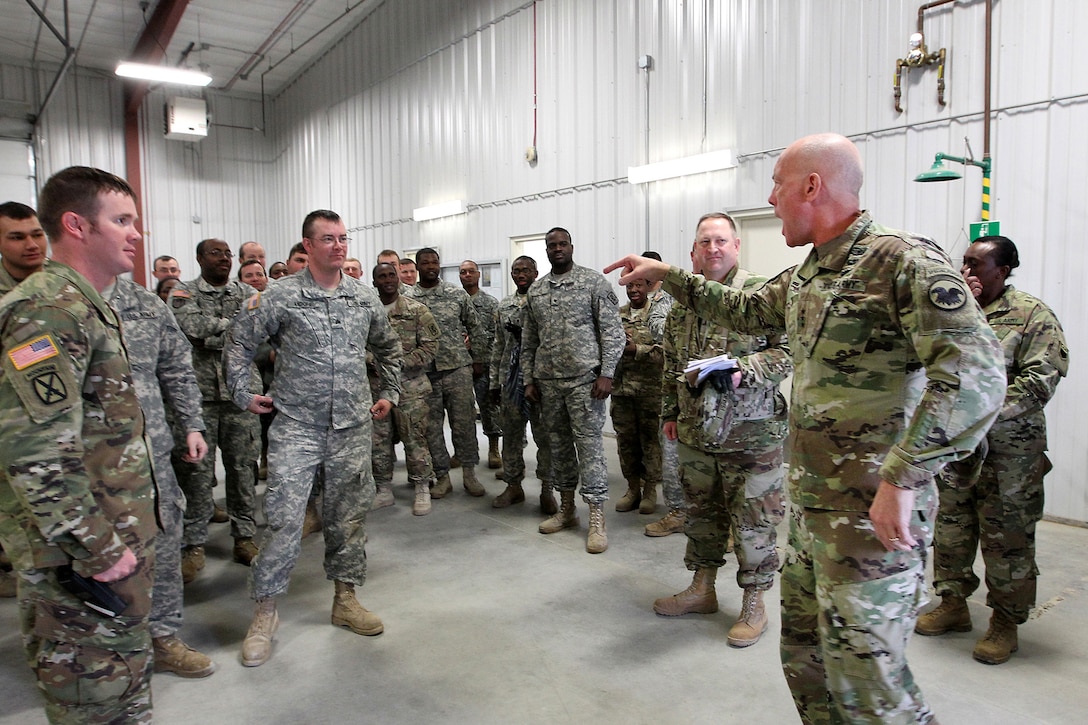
[14, 0, 1088, 521]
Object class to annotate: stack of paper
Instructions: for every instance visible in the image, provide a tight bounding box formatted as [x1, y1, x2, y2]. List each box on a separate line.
[684, 353, 738, 386]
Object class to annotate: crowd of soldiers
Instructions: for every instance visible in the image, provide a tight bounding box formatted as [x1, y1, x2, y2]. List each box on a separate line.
[0, 132, 1069, 725]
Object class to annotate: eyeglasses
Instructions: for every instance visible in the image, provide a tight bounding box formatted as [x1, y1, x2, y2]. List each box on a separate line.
[203, 249, 234, 259]
[310, 235, 352, 246]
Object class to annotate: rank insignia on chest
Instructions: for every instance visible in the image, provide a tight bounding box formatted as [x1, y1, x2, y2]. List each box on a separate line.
[8, 334, 59, 370]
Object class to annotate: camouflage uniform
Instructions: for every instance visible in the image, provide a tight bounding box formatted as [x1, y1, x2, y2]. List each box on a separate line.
[225, 270, 401, 599]
[108, 278, 205, 639]
[647, 288, 682, 511]
[522, 264, 624, 502]
[170, 277, 261, 546]
[489, 291, 553, 485]
[932, 285, 1069, 623]
[405, 280, 485, 476]
[0, 262, 157, 724]
[468, 289, 502, 439]
[664, 213, 1006, 724]
[611, 301, 664, 493]
[661, 267, 791, 590]
[370, 295, 439, 489]
[0, 263, 24, 295]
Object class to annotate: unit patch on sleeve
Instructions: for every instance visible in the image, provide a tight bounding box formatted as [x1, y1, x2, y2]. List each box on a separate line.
[7, 334, 59, 370]
[927, 276, 968, 311]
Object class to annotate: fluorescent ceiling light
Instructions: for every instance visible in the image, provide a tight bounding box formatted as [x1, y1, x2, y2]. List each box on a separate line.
[413, 200, 466, 222]
[627, 149, 736, 185]
[115, 62, 213, 87]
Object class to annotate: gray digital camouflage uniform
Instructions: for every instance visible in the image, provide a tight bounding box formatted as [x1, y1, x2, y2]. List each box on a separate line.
[109, 278, 205, 639]
[0, 262, 158, 724]
[933, 285, 1068, 623]
[405, 280, 485, 476]
[170, 277, 261, 545]
[490, 290, 553, 486]
[468, 288, 502, 439]
[611, 300, 664, 495]
[225, 270, 401, 600]
[664, 212, 1006, 725]
[522, 263, 624, 503]
[647, 287, 682, 512]
[661, 267, 791, 591]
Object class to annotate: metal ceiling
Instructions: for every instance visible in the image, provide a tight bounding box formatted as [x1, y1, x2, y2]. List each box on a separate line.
[2, 0, 386, 98]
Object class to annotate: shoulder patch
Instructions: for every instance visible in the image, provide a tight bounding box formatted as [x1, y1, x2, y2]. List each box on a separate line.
[7, 334, 60, 370]
[927, 276, 969, 311]
[247, 292, 261, 310]
[31, 369, 68, 405]
[606, 290, 619, 306]
[171, 288, 191, 299]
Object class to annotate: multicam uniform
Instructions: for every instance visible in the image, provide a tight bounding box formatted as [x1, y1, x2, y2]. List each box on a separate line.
[932, 285, 1068, 624]
[108, 278, 205, 640]
[664, 212, 1006, 724]
[225, 270, 401, 599]
[170, 277, 261, 546]
[522, 264, 624, 503]
[405, 281, 485, 476]
[370, 294, 439, 490]
[0, 262, 158, 724]
[611, 300, 664, 495]
[489, 290, 553, 486]
[661, 267, 790, 590]
[468, 289, 502, 441]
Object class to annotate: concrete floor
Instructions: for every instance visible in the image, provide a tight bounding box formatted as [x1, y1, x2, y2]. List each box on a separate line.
[2, 430, 1087, 724]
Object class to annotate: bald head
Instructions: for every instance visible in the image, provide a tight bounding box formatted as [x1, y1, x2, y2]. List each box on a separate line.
[785, 133, 863, 200]
[770, 133, 864, 248]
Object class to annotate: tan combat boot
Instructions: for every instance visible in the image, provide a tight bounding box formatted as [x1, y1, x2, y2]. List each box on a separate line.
[653, 568, 719, 616]
[153, 635, 217, 678]
[727, 588, 768, 647]
[644, 508, 686, 537]
[371, 483, 395, 510]
[915, 595, 972, 636]
[615, 479, 641, 512]
[232, 537, 259, 566]
[540, 481, 558, 515]
[492, 483, 525, 508]
[973, 611, 1018, 665]
[301, 499, 323, 539]
[586, 502, 608, 554]
[431, 473, 453, 499]
[462, 466, 486, 496]
[331, 581, 384, 636]
[242, 598, 279, 667]
[181, 545, 205, 584]
[210, 503, 229, 523]
[539, 490, 578, 534]
[449, 456, 461, 469]
[488, 436, 502, 469]
[413, 481, 432, 516]
[639, 481, 658, 514]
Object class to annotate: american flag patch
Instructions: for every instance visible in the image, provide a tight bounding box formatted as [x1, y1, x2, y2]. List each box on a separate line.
[247, 292, 261, 310]
[8, 335, 60, 370]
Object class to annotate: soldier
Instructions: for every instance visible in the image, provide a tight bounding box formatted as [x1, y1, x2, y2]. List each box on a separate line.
[399, 258, 418, 286]
[523, 227, 624, 554]
[268, 261, 288, 280]
[170, 238, 262, 581]
[489, 255, 556, 512]
[611, 278, 664, 515]
[917, 235, 1069, 665]
[285, 242, 308, 274]
[152, 254, 181, 284]
[377, 249, 401, 266]
[238, 259, 269, 291]
[607, 133, 1005, 724]
[0, 201, 47, 294]
[0, 166, 158, 723]
[108, 276, 216, 677]
[370, 262, 439, 515]
[238, 241, 266, 267]
[343, 257, 364, 279]
[405, 247, 488, 498]
[225, 209, 402, 667]
[460, 259, 503, 469]
[651, 213, 791, 649]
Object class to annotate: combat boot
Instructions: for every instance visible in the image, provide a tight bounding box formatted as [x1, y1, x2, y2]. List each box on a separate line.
[449, 456, 461, 469]
[431, 473, 453, 499]
[153, 635, 217, 678]
[644, 508, 686, 537]
[973, 611, 1018, 665]
[492, 483, 525, 508]
[915, 595, 972, 636]
[413, 481, 432, 516]
[331, 581, 384, 636]
[372, 483, 395, 510]
[494, 467, 505, 479]
[540, 481, 558, 515]
[488, 436, 502, 468]
[586, 502, 608, 554]
[181, 545, 205, 584]
[301, 499, 323, 539]
[463, 466, 486, 496]
[210, 503, 229, 524]
[242, 598, 279, 667]
[653, 568, 719, 616]
[615, 479, 641, 512]
[727, 588, 768, 647]
[639, 481, 658, 514]
[232, 537, 259, 566]
[539, 490, 579, 534]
